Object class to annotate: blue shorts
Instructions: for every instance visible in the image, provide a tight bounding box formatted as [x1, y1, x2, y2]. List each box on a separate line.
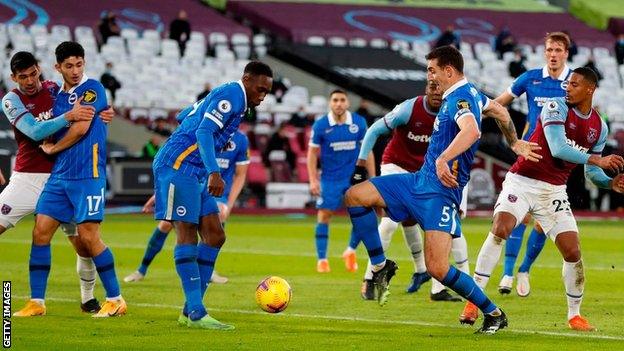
[36, 177, 106, 224]
[214, 195, 228, 205]
[316, 178, 350, 211]
[370, 171, 462, 237]
[154, 166, 219, 224]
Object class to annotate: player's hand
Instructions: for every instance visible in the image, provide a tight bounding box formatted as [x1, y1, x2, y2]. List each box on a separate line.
[350, 165, 368, 185]
[0, 171, 6, 186]
[208, 172, 225, 197]
[142, 195, 156, 213]
[594, 155, 624, 173]
[100, 106, 115, 124]
[611, 173, 624, 193]
[435, 157, 459, 188]
[65, 96, 95, 122]
[40, 140, 56, 155]
[309, 179, 320, 196]
[511, 140, 542, 162]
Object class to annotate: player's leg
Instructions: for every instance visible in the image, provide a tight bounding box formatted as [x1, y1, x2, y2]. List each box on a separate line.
[197, 193, 224, 298]
[210, 201, 230, 284]
[516, 222, 547, 297]
[13, 214, 60, 317]
[425, 230, 506, 333]
[173, 221, 205, 323]
[361, 212, 400, 299]
[430, 235, 467, 302]
[124, 220, 173, 282]
[315, 209, 332, 272]
[0, 172, 43, 237]
[499, 214, 529, 292]
[63, 223, 100, 313]
[402, 221, 431, 294]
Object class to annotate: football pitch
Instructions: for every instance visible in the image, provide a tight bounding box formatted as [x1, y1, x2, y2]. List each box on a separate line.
[2, 214, 623, 350]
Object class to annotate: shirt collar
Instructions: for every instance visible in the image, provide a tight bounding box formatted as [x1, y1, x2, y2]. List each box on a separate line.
[62, 74, 89, 93]
[542, 65, 570, 80]
[237, 80, 248, 111]
[328, 110, 352, 126]
[442, 77, 468, 100]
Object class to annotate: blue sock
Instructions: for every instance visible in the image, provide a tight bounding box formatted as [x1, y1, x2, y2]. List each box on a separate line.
[197, 243, 220, 298]
[315, 223, 329, 259]
[442, 266, 496, 314]
[138, 228, 169, 275]
[174, 244, 206, 321]
[518, 228, 547, 273]
[503, 223, 526, 277]
[93, 247, 121, 298]
[29, 244, 51, 300]
[347, 207, 384, 265]
[348, 229, 361, 250]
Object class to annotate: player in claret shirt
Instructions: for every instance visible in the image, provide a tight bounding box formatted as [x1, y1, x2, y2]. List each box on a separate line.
[461, 67, 624, 331]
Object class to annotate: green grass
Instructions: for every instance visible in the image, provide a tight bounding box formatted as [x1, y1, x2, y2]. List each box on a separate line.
[2, 214, 623, 350]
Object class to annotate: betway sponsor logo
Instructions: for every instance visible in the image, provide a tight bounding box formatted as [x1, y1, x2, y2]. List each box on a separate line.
[330, 141, 357, 151]
[333, 67, 427, 81]
[566, 138, 589, 153]
[407, 131, 430, 143]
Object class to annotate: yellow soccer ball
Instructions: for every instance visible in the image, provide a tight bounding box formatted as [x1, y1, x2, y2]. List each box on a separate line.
[255, 276, 292, 313]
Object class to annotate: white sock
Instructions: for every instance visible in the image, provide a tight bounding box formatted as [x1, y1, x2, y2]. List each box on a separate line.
[430, 278, 446, 294]
[473, 232, 505, 289]
[106, 295, 122, 302]
[402, 224, 426, 273]
[452, 234, 470, 274]
[371, 260, 386, 273]
[364, 217, 397, 280]
[77, 255, 96, 304]
[31, 298, 45, 305]
[563, 260, 584, 320]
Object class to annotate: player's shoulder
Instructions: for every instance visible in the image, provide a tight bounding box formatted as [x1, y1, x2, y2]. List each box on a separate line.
[522, 68, 543, 79]
[312, 114, 329, 128]
[208, 81, 246, 111]
[351, 111, 367, 125]
[2, 91, 22, 117]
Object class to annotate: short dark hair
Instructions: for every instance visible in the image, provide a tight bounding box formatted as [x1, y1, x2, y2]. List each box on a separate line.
[55, 41, 85, 63]
[545, 32, 570, 51]
[425, 45, 464, 73]
[10, 51, 38, 74]
[573, 67, 598, 86]
[243, 61, 273, 77]
[329, 89, 347, 98]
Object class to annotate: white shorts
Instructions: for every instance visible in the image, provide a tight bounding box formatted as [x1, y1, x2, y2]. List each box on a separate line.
[0, 171, 76, 235]
[379, 163, 468, 216]
[493, 172, 577, 239]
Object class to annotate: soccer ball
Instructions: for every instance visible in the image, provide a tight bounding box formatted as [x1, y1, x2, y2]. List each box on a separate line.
[255, 276, 292, 313]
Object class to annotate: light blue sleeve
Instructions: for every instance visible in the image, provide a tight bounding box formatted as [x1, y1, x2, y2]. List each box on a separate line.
[542, 99, 591, 164]
[509, 71, 530, 97]
[447, 92, 479, 127]
[584, 119, 612, 189]
[2, 92, 68, 142]
[357, 99, 413, 160]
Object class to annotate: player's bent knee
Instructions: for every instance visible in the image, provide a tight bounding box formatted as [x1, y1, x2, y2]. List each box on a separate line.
[158, 221, 174, 233]
[491, 212, 517, 239]
[67, 235, 91, 257]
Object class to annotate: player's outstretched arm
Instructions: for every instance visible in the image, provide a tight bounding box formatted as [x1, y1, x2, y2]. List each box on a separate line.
[435, 115, 481, 188]
[226, 163, 249, 217]
[307, 146, 320, 196]
[494, 91, 515, 107]
[39, 119, 91, 155]
[142, 194, 156, 213]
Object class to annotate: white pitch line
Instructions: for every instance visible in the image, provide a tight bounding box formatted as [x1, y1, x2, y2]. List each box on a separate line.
[13, 295, 624, 341]
[2, 238, 623, 272]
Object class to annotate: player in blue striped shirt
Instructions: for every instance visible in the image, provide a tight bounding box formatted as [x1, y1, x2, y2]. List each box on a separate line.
[307, 89, 374, 273]
[153, 61, 272, 330]
[124, 130, 250, 284]
[16, 42, 126, 318]
[494, 32, 572, 296]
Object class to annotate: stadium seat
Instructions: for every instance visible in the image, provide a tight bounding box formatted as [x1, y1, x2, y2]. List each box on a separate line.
[121, 28, 139, 41]
[268, 151, 293, 182]
[369, 38, 388, 49]
[209, 32, 228, 47]
[349, 37, 367, 48]
[247, 150, 269, 186]
[296, 156, 309, 182]
[328, 36, 347, 47]
[306, 36, 325, 46]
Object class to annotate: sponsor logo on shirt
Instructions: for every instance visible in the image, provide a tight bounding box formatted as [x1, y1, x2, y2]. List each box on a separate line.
[407, 131, 430, 143]
[566, 138, 589, 153]
[329, 141, 356, 151]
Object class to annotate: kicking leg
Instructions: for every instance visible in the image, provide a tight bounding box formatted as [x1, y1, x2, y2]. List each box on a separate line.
[125, 220, 173, 282]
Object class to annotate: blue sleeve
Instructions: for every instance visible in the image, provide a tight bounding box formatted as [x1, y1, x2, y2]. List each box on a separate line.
[584, 119, 612, 188]
[509, 71, 530, 97]
[196, 118, 220, 174]
[2, 92, 68, 141]
[542, 100, 591, 164]
[201, 86, 243, 130]
[447, 93, 479, 127]
[235, 134, 250, 164]
[309, 119, 323, 147]
[381, 99, 414, 129]
[357, 117, 392, 160]
[82, 81, 108, 114]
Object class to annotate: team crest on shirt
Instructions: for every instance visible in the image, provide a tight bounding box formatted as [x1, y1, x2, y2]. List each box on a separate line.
[507, 194, 518, 203]
[82, 89, 97, 104]
[1, 204, 12, 215]
[176, 206, 187, 216]
[68, 93, 78, 104]
[456, 100, 470, 110]
[348, 124, 359, 134]
[587, 128, 598, 143]
[218, 100, 232, 113]
[560, 80, 569, 90]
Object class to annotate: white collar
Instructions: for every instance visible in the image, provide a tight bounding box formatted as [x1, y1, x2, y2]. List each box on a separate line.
[62, 74, 89, 93]
[442, 77, 468, 99]
[237, 80, 248, 111]
[328, 110, 352, 126]
[541, 65, 570, 80]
